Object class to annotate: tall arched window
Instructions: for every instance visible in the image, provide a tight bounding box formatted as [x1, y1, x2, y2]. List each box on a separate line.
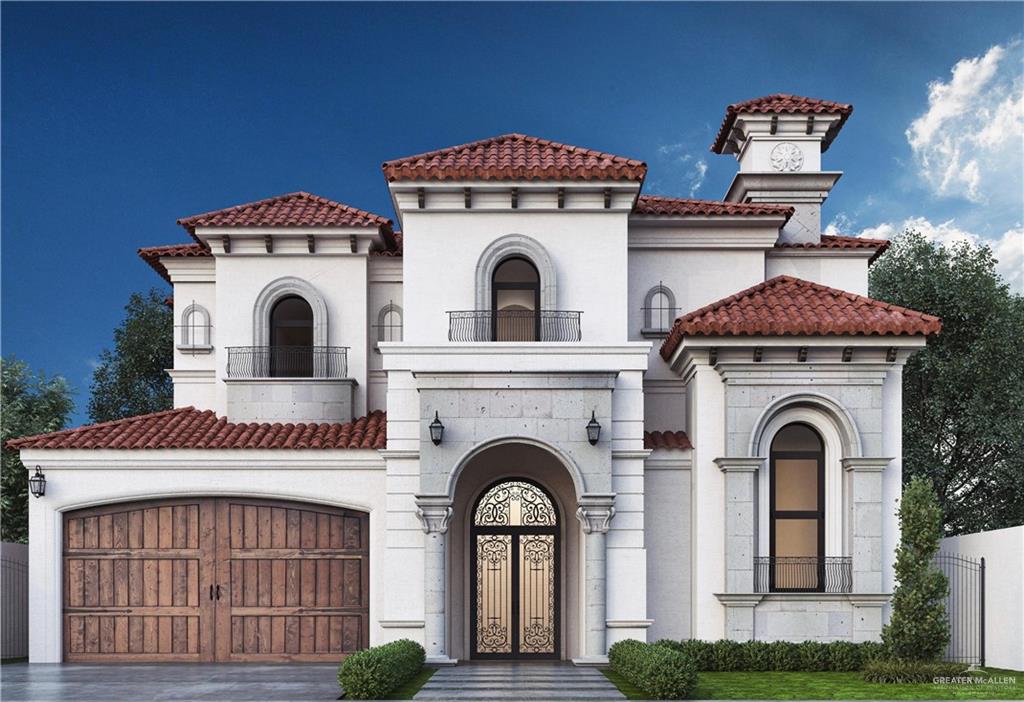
[642, 284, 677, 337]
[179, 303, 211, 349]
[376, 303, 403, 345]
[492, 257, 540, 341]
[270, 295, 314, 377]
[770, 423, 825, 591]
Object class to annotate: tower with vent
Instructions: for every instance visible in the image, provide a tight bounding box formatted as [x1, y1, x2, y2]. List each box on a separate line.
[712, 94, 853, 245]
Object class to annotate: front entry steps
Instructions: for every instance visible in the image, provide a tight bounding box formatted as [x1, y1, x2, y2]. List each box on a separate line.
[413, 662, 624, 701]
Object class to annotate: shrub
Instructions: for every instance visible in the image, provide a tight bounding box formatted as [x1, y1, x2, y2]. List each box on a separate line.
[656, 638, 712, 671]
[797, 641, 830, 671]
[825, 641, 863, 672]
[743, 640, 774, 671]
[609, 639, 698, 700]
[882, 477, 950, 661]
[862, 658, 970, 684]
[337, 639, 425, 700]
[768, 641, 802, 671]
[710, 639, 747, 671]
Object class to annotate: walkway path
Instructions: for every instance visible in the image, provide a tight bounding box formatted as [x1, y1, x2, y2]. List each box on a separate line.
[414, 661, 624, 701]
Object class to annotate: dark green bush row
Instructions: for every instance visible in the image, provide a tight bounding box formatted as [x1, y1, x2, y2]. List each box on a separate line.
[609, 639, 698, 700]
[655, 639, 887, 672]
[337, 639, 425, 699]
[862, 658, 970, 684]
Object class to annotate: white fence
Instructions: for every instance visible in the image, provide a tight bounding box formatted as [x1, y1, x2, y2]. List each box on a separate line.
[1, 542, 29, 660]
[941, 526, 1024, 671]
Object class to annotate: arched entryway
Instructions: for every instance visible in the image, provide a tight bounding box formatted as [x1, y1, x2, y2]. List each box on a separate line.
[448, 441, 581, 661]
[470, 479, 559, 659]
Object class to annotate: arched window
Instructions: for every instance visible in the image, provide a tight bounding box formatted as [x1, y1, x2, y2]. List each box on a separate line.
[270, 295, 314, 377]
[770, 423, 825, 591]
[492, 257, 540, 341]
[376, 303, 403, 344]
[642, 284, 677, 337]
[179, 303, 211, 350]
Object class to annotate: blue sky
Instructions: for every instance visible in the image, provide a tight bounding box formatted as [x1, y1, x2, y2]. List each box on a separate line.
[3, 2, 1022, 424]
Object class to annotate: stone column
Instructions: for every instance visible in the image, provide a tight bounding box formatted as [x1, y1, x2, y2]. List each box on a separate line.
[415, 495, 455, 665]
[574, 494, 615, 666]
[842, 458, 891, 594]
[715, 458, 764, 594]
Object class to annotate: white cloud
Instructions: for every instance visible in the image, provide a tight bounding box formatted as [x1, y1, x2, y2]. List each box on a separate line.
[835, 215, 1024, 293]
[655, 143, 707, 197]
[906, 41, 1023, 204]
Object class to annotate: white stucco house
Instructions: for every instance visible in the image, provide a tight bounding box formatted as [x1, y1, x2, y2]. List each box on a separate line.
[10, 94, 942, 666]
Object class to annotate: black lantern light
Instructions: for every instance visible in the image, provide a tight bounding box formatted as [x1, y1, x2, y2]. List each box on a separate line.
[28, 466, 46, 498]
[586, 411, 601, 446]
[428, 411, 445, 446]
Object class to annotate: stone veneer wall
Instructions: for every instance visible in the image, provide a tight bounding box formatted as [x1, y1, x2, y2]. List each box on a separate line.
[225, 378, 356, 423]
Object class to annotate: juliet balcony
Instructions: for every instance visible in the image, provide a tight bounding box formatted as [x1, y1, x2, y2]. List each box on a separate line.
[224, 345, 355, 424]
[753, 556, 853, 594]
[447, 310, 583, 342]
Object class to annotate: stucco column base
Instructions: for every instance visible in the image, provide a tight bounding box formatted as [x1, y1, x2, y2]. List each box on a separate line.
[850, 594, 889, 643]
[415, 495, 453, 661]
[715, 593, 764, 641]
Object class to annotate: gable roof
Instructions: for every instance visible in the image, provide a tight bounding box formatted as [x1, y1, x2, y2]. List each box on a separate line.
[382, 133, 647, 183]
[5, 407, 387, 451]
[633, 194, 794, 219]
[138, 242, 212, 283]
[711, 94, 854, 154]
[177, 192, 392, 234]
[660, 275, 941, 359]
[774, 234, 890, 264]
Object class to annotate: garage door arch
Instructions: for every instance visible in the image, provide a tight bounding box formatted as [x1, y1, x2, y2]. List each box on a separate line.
[62, 496, 369, 662]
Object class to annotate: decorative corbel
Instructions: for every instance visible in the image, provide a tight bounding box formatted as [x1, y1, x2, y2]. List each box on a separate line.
[576, 494, 616, 534]
[221, 235, 231, 254]
[264, 235, 273, 254]
[350, 234, 358, 254]
[307, 234, 316, 253]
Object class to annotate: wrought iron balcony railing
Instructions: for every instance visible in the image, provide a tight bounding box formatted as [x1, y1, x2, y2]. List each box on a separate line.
[226, 346, 348, 379]
[753, 556, 853, 593]
[447, 310, 582, 342]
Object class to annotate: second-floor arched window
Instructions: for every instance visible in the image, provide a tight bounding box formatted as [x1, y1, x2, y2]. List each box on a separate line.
[642, 283, 677, 337]
[492, 257, 540, 341]
[270, 295, 313, 377]
[770, 423, 825, 591]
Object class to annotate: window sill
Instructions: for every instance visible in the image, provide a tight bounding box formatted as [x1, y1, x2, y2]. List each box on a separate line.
[640, 328, 670, 339]
[176, 344, 213, 354]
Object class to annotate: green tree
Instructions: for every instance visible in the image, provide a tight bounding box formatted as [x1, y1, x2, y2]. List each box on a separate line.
[882, 476, 949, 661]
[88, 289, 173, 422]
[1, 357, 74, 542]
[870, 230, 1024, 534]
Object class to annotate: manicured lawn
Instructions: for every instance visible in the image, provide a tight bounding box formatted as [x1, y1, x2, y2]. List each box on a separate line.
[604, 668, 1023, 700]
[388, 666, 436, 700]
[693, 669, 1024, 700]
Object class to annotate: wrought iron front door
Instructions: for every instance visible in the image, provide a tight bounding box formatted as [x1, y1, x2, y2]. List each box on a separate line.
[470, 479, 559, 659]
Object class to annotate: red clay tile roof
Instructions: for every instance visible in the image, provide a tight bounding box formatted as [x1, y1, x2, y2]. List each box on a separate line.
[774, 235, 890, 264]
[5, 407, 387, 450]
[372, 230, 403, 257]
[634, 195, 794, 219]
[177, 192, 392, 234]
[138, 243, 212, 283]
[644, 430, 693, 451]
[711, 94, 854, 154]
[660, 275, 941, 359]
[382, 133, 647, 182]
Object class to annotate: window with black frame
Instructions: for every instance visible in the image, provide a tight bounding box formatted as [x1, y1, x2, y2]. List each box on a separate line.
[491, 257, 540, 341]
[769, 423, 825, 591]
[269, 295, 314, 377]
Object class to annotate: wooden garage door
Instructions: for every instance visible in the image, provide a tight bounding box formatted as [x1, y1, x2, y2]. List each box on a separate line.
[63, 497, 368, 662]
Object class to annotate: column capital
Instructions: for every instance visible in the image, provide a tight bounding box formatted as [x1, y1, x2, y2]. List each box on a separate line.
[842, 457, 893, 472]
[576, 493, 616, 534]
[414, 494, 453, 534]
[715, 457, 765, 473]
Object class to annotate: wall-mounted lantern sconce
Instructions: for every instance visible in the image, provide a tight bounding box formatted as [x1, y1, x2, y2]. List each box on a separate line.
[428, 411, 445, 446]
[586, 411, 601, 446]
[29, 466, 46, 498]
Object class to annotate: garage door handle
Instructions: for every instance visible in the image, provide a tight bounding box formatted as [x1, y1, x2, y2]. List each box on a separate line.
[209, 584, 214, 600]
[216, 585, 222, 600]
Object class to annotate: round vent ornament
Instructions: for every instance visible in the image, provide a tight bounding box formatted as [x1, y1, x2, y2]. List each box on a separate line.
[770, 142, 804, 172]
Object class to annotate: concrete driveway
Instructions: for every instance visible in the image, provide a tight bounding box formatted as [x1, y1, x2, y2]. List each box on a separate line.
[1, 663, 342, 701]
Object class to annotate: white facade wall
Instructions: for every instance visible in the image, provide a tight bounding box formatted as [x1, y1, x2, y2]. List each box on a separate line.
[941, 527, 1024, 671]
[766, 252, 870, 295]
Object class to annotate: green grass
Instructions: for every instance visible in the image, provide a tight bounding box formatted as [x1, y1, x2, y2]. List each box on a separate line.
[387, 666, 436, 700]
[601, 667, 649, 700]
[601, 668, 1023, 700]
[692, 669, 1024, 700]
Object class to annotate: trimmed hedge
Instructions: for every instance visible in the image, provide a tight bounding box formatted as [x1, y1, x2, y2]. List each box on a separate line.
[608, 639, 698, 700]
[862, 658, 970, 684]
[337, 639, 425, 700]
[654, 639, 887, 672]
